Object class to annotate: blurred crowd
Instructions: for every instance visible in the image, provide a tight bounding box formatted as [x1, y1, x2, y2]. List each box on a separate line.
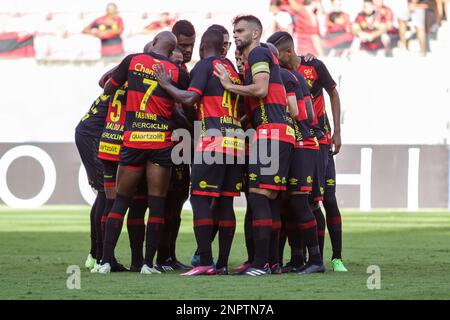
[271, 0, 450, 57]
[0, 3, 179, 60]
[0, 0, 449, 60]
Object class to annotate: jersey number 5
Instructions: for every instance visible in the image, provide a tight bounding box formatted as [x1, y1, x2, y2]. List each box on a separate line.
[110, 89, 126, 122]
[140, 78, 158, 111]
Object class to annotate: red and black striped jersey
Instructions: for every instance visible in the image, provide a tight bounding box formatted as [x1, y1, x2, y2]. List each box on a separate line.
[354, 11, 384, 51]
[188, 56, 244, 156]
[98, 83, 128, 162]
[109, 52, 190, 150]
[297, 57, 336, 145]
[281, 68, 318, 150]
[244, 46, 295, 145]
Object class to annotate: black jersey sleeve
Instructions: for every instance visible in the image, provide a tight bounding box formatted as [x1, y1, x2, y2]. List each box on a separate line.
[187, 59, 212, 95]
[109, 54, 135, 87]
[316, 59, 336, 93]
[248, 47, 272, 77]
[175, 66, 190, 90]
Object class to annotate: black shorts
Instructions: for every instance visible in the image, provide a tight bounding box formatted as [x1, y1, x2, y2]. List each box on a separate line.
[190, 152, 244, 197]
[324, 151, 336, 194]
[247, 140, 293, 191]
[169, 164, 190, 192]
[75, 132, 103, 191]
[101, 160, 118, 187]
[311, 144, 330, 201]
[287, 148, 318, 193]
[119, 145, 173, 168]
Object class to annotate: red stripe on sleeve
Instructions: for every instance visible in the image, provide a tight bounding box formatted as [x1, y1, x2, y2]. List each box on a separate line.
[110, 77, 119, 87]
[188, 87, 203, 96]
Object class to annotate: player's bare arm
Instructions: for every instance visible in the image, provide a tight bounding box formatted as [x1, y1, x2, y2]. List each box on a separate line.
[214, 63, 268, 98]
[305, 98, 314, 123]
[327, 87, 342, 155]
[154, 64, 200, 107]
[287, 95, 298, 118]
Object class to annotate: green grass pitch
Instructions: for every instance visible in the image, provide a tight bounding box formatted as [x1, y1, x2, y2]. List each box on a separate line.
[0, 206, 449, 300]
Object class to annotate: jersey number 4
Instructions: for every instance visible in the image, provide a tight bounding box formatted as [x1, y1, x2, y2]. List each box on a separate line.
[140, 78, 158, 111]
[222, 90, 239, 118]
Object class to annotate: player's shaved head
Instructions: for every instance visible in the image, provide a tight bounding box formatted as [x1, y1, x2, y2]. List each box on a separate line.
[267, 31, 297, 69]
[152, 31, 177, 57]
[267, 31, 294, 52]
[199, 29, 224, 59]
[143, 41, 153, 53]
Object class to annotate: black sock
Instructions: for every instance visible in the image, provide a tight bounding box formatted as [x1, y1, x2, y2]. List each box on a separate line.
[269, 198, 281, 266]
[102, 194, 131, 265]
[94, 192, 106, 263]
[291, 246, 305, 267]
[169, 189, 188, 261]
[286, 201, 305, 266]
[156, 199, 172, 264]
[290, 194, 322, 265]
[89, 195, 99, 258]
[323, 193, 343, 260]
[190, 195, 213, 266]
[312, 207, 326, 260]
[144, 195, 166, 267]
[216, 197, 236, 269]
[100, 198, 114, 263]
[248, 193, 272, 269]
[169, 215, 181, 260]
[244, 203, 254, 263]
[211, 222, 219, 243]
[127, 195, 147, 267]
[278, 198, 290, 265]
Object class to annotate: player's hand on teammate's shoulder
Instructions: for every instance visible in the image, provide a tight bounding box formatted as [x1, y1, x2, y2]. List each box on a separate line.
[213, 63, 232, 90]
[154, 64, 172, 88]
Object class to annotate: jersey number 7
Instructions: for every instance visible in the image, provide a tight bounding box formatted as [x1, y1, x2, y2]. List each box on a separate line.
[140, 78, 158, 111]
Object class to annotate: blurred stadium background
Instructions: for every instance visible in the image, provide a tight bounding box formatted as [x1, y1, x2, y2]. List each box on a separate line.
[0, 0, 448, 210]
